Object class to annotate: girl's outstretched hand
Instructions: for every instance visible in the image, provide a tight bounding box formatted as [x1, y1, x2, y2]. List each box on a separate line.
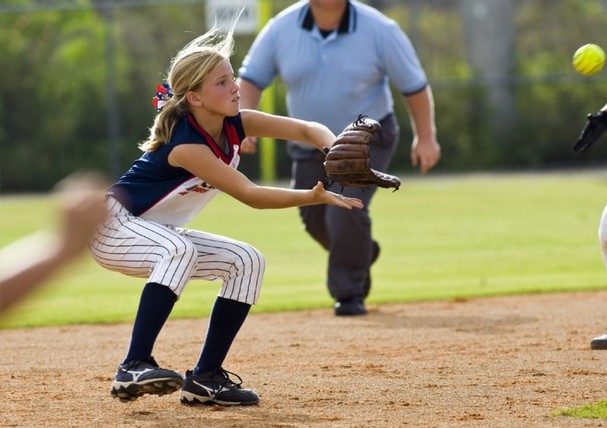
[312, 181, 364, 209]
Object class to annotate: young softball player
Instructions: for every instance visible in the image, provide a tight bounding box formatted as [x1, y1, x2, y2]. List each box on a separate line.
[89, 21, 363, 406]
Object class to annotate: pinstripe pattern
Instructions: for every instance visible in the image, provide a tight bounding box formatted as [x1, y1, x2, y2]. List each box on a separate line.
[90, 198, 265, 304]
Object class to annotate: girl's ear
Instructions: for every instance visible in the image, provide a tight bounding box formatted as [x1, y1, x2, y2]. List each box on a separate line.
[186, 91, 202, 107]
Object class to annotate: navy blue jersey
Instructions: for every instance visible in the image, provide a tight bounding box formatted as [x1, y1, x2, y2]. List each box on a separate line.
[108, 113, 245, 226]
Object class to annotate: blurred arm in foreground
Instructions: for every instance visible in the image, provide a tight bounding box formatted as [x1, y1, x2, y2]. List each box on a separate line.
[0, 171, 108, 314]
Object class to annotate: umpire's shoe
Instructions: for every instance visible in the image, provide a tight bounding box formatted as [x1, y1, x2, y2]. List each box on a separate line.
[180, 368, 259, 406]
[590, 333, 607, 350]
[111, 356, 183, 402]
[334, 297, 367, 316]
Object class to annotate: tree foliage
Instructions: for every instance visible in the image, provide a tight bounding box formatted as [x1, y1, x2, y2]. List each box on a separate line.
[1, 0, 607, 192]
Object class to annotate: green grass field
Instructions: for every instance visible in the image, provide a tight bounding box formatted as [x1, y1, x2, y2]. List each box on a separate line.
[555, 399, 607, 419]
[2, 170, 606, 420]
[2, 169, 606, 328]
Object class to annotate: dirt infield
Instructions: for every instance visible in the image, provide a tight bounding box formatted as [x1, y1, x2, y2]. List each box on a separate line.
[1, 290, 606, 428]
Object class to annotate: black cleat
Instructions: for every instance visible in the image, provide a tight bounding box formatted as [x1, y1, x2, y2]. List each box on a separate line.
[180, 368, 259, 406]
[590, 333, 607, 350]
[110, 356, 183, 402]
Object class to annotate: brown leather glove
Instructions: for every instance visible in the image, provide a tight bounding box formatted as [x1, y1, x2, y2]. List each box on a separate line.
[324, 115, 401, 190]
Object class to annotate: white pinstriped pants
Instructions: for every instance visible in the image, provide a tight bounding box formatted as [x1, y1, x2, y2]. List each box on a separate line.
[89, 198, 265, 304]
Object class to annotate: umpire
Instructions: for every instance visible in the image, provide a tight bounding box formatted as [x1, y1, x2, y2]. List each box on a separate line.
[238, 0, 440, 315]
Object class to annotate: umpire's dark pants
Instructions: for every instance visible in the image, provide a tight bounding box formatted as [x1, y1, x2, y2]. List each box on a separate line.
[289, 113, 399, 303]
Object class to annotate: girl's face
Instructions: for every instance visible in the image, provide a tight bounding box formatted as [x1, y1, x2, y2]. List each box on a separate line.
[192, 59, 240, 117]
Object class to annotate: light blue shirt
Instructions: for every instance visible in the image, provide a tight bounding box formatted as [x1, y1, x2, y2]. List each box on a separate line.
[238, 0, 427, 141]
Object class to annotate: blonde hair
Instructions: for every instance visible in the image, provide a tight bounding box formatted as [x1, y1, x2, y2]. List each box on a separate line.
[139, 19, 239, 152]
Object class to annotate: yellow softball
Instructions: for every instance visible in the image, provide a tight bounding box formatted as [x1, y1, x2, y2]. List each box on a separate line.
[572, 43, 605, 76]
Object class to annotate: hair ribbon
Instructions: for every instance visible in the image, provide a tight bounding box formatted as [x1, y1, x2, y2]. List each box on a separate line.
[151, 83, 174, 112]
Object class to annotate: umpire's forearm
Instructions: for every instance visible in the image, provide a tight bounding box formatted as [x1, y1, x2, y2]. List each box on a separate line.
[237, 79, 263, 110]
[404, 86, 437, 139]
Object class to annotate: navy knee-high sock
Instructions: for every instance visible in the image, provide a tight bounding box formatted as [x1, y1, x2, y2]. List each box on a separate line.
[124, 282, 177, 364]
[193, 296, 251, 375]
